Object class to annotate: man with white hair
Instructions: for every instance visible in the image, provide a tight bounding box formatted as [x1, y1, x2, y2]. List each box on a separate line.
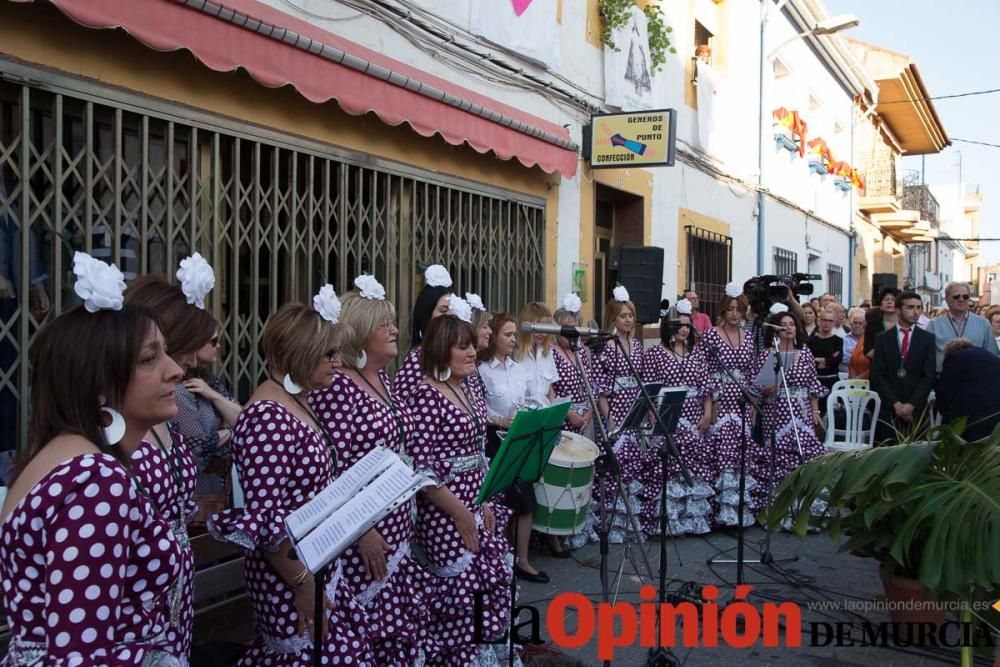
[926, 282, 999, 372]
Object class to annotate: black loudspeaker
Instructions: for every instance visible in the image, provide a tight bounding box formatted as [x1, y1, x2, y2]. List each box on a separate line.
[610, 246, 665, 323]
[872, 272, 898, 303]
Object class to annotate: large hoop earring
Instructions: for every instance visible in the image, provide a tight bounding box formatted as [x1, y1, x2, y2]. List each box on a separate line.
[282, 374, 304, 395]
[98, 396, 126, 445]
[354, 350, 368, 370]
[434, 366, 452, 382]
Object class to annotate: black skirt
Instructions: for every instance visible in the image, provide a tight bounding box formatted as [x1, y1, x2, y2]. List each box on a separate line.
[486, 424, 537, 515]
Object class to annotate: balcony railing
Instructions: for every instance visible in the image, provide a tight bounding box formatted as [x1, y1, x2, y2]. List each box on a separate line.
[858, 151, 899, 199]
[902, 184, 940, 226]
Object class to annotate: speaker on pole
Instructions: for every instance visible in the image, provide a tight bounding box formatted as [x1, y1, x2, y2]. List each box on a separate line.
[871, 272, 899, 304]
[610, 246, 664, 324]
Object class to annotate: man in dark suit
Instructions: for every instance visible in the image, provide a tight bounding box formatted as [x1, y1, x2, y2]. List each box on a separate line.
[935, 339, 1000, 440]
[870, 291, 937, 442]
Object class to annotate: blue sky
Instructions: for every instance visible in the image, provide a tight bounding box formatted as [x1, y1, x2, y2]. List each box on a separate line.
[828, 0, 1000, 264]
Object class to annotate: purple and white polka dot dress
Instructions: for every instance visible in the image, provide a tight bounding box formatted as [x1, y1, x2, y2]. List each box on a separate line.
[308, 372, 434, 666]
[750, 346, 827, 511]
[391, 346, 422, 405]
[208, 401, 374, 667]
[0, 453, 184, 666]
[699, 327, 759, 526]
[595, 336, 645, 429]
[551, 346, 595, 434]
[130, 433, 198, 661]
[628, 344, 717, 535]
[406, 383, 513, 666]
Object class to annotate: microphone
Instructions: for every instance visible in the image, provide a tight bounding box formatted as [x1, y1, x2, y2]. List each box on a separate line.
[520, 321, 604, 338]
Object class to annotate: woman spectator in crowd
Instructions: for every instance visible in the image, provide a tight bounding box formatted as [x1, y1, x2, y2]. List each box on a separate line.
[752, 306, 826, 510]
[308, 280, 433, 665]
[1, 253, 187, 665]
[393, 265, 452, 403]
[635, 299, 715, 535]
[407, 310, 511, 664]
[986, 305, 1000, 347]
[209, 297, 373, 665]
[864, 287, 901, 358]
[800, 302, 818, 339]
[702, 283, 757, 526]
[175, 321, 241, 523]
[807, 305, 842, 415]
[478, 310, 549, 580]
[842, 307, 866, 377]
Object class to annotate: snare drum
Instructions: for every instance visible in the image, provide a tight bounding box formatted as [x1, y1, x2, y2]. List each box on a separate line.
[532, 431, 600, 535]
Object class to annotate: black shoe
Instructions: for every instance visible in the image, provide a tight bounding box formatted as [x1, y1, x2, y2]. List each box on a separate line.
[514, 565, 550, 583]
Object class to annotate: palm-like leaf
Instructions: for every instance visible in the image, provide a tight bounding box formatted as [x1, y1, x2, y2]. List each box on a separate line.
[761, 421, 1000, 598]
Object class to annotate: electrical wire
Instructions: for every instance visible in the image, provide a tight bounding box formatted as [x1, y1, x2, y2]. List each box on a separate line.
[952, 138, 1000, 149]
[877, 87, 1000, 105]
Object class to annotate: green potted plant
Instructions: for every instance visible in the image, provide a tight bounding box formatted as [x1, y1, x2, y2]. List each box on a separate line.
[760, 419, 1000, 666]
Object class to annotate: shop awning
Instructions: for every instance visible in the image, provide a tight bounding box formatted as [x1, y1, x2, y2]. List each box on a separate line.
[19, 0, 579, 177]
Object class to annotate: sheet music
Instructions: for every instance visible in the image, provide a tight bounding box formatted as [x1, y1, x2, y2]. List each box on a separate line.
[293, 460, 434, 573]
[285, 446, 395, 541]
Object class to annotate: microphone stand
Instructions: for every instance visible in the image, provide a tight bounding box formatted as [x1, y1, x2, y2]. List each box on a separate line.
[602, 332, 692, 667]
[570, 332, 659, 667]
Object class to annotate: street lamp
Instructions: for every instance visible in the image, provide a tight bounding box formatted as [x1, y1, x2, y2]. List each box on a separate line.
[755, 6, 859, 274]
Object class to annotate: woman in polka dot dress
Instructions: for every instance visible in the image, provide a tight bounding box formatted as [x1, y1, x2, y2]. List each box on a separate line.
[393, 264, 453, 404]
[126, 271, 219, 661]
[634, 307, 717, 535]
[550, 304, 596, 436]
[1, 281, 187, 665]
[750, 311, 826, 512]
[591, 291, 645, 544]
[308, 289, 433, 666]
[700, 290, 759, 527]
[406, 314, 512, 666]
[208, 302, 374, 666]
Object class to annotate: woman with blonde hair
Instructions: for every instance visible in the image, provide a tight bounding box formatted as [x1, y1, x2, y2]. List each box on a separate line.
[308, 279, 433, 666]
[514, 301, 560, 408]
[701, 282, 758, 526]
[595, 286, 644, 429]
[208, 290, 373, 666]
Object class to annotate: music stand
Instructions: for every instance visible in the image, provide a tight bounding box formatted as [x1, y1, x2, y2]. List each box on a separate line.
[477, 401, 570, 667]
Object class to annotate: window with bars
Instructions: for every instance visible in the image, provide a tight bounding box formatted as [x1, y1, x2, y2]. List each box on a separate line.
[827, 263, 844, 303]
[685, 226, 732, 322]
[773, 247, 798, 276]
[0, 69, 546, 449]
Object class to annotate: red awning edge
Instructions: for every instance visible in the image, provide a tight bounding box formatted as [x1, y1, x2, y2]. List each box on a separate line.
[18, 0, 579, 178]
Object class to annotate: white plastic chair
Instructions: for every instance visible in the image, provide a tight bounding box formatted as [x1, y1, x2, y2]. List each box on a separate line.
[830, 378, 870, 393]
[824, 385, 880, 452]
[926, 390, 941, 427]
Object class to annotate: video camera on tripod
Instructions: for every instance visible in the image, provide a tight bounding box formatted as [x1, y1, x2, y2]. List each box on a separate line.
[743, 272, 821, 315]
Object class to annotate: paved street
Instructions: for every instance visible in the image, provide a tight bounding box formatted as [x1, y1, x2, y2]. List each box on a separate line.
[514, 527, 996, 666]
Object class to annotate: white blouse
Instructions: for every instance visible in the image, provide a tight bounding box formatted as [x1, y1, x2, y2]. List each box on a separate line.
[519, 346, 560, 408]
[478, 356, 528, 419]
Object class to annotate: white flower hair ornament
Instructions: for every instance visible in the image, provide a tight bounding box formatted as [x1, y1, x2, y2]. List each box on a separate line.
[769, 302, 789, 315]
[613, 285, 630, 303]
[424, 264, 453, 288]
[562, 292, 582, 314]
[448, 295, 473, 323]
[73, 252, 126, 313]
[675, 298, 693, 315]
[176, 252, 215, 309]
[354, 274, 386, 301]
[313, 284, 342, 325]
[724, 281, 743, 298]
[466, 293, 486, 312]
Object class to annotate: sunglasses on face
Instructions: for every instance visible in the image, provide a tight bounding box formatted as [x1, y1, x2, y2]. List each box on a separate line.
[950, 293, 971, 301]
[325, 347, 342, 362]
[209, 336, 220, 347]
